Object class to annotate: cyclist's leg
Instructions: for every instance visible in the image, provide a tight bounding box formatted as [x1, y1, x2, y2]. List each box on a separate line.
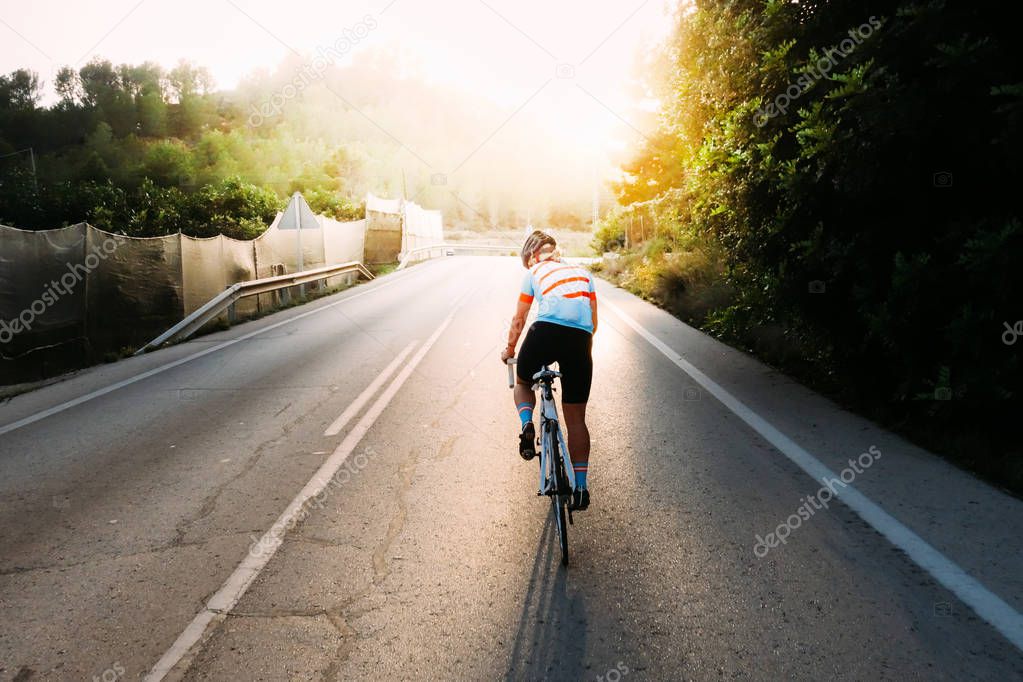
[563, 400, 590, 510]
[515, 322, 546, 417]
[513, 379, 534, 420]
[555, 328, 593, 498]
[562, 402, 589, 477]
[514, 323, 552, 458]
[513, 375, 535, 456]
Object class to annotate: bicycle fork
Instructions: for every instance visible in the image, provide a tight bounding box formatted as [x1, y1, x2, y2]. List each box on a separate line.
[536, 418, 576, 498]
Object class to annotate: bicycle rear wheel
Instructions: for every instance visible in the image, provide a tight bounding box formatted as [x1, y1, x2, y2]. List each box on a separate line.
[552, 495, 568, 566]
[548, 429, 569, 566]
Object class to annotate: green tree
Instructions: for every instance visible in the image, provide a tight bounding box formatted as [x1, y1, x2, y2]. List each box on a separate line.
[144, 139, 196, 187]
[0, 69, 42, 110]
[609, 0, 1023, 490]
[54, 67, 82, 108]
[79, 59, 136, 136]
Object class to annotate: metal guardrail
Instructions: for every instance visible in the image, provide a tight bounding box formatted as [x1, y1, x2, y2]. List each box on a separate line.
[396, 243, 517, 270]
[136, 261, 375, 354]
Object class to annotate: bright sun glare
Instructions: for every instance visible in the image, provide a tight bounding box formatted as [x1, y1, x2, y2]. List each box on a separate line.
[1, 0, 668, 151]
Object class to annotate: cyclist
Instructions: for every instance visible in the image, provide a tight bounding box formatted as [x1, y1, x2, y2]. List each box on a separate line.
[500, 230, 597, 511]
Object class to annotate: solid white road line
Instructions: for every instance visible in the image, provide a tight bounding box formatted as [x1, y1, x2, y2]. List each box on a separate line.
[323, 340, 418, 436]
[0, 269, 420, 437]
[145, 297, 467, 681]
[601, 296, 1023, 653]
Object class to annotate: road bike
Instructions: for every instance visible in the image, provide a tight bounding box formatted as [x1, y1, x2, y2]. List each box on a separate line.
[507, 359, 576, 566]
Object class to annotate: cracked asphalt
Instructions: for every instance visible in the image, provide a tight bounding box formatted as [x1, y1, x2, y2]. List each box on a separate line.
[1, 257, 1021, 681]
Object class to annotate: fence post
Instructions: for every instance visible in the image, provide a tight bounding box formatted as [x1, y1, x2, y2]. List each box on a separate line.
[83, 224, 92, 352]
[253, 241, 261, 314]
[295, 193, 305, 299]
[178, 231, 185, 320]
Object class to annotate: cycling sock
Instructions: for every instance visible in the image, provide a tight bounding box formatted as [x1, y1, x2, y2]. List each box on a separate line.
[516, 402, 533, 428]
[574, 462, 588, 488]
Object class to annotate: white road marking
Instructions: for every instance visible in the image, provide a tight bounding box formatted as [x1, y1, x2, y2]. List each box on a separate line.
[601, 296, 1023, 653]
[144, 297, 467, 681]
[323, 340, 418, 436]
[0, 269, 419, 437]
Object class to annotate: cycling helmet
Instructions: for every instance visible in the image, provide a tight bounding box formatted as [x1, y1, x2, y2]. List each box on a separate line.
[521, 230, 556, 268]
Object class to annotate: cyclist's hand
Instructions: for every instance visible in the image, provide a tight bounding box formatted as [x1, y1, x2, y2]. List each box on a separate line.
[500, 346, 515, 364]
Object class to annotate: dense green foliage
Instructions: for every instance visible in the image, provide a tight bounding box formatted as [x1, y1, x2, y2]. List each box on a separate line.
[607, 0, 1022, 488]
[0, 59, 365, 237]
[1, 49, 597, 236]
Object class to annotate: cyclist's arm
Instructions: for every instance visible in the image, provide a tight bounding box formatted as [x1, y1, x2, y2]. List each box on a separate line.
[588, 273, 598, 334]
[505, 273, 536, 357]
[505, 296, 531, 353]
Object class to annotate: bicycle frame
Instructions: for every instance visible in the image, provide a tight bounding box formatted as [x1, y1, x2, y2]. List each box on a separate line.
[505, 358, 576, 496]
[507, 358, 576, 566]
[533, 366, 576, 498]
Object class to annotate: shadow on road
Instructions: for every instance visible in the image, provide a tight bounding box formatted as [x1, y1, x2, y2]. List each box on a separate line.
[504, 510, 589, 681]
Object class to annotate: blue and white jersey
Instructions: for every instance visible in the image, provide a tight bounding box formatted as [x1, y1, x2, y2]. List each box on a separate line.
[519, 259, 596, 334]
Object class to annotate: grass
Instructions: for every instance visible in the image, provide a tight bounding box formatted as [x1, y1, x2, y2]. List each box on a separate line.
[186, 273, 373, 342]
[593, 244, 733, 328]
[596, 243, 1023, 498]
[369, 262, 397, 277]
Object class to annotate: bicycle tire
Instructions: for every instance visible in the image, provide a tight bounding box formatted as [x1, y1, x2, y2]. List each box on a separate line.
[549, 426, 569, 566]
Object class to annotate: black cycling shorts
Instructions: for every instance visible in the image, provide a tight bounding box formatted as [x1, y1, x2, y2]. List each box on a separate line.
[516, 321, 593, 403]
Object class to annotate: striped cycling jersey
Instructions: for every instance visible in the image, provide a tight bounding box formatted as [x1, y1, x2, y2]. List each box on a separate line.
[518, 259, 596, 334]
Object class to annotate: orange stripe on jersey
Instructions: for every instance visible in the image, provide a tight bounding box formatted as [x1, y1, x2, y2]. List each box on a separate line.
[530, 259, 558, 274]
[563, 291, 595, 300]
[537, 265, 577, 285]
[542, 276, 590, 296]
[518, 293, 534, 304]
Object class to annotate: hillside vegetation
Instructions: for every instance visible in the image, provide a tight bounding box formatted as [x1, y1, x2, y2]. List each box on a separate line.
[0, 49, 598, 237]
[599, 0, 1022, 491]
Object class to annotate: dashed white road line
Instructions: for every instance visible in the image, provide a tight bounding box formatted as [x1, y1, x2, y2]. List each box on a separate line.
[324, 340, 418, 436]
[601, 295, 1023, 653]
[144, 296, 467, 681]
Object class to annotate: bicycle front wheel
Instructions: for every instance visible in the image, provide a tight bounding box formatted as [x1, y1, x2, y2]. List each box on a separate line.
[552, 494, 568, 566]
[548, 428, 569, 567]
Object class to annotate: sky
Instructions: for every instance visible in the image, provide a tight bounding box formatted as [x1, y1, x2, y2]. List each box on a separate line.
[1, 0, 669, 132]
[0, 0, 674, 212]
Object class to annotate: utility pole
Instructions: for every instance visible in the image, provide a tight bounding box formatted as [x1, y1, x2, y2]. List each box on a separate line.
[294, 193, 305, 298]
[28, 148, 37, 191]
[400, 170, 409, 256]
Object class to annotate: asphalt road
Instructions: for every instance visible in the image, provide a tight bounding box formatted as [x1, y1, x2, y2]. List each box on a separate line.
[1, 256, 1021, 681]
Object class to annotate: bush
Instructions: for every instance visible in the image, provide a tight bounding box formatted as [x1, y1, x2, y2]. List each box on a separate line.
[304, 189, 364, 221]
[608, 0, 1023, 492]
